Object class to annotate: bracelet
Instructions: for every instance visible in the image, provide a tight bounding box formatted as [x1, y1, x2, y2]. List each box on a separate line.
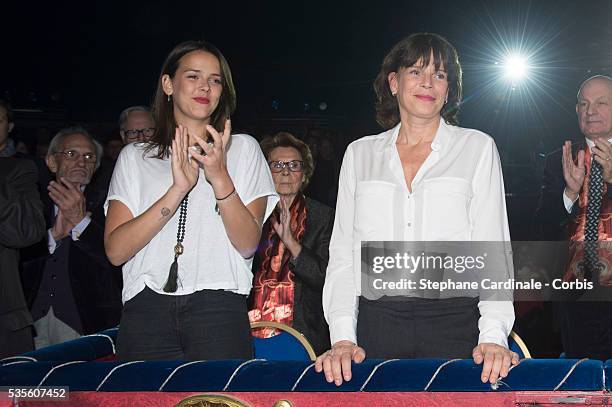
[215, 187, 236, 202]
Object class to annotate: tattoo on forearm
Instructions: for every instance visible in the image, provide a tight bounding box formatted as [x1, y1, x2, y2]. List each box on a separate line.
[161, 207, 171, 218]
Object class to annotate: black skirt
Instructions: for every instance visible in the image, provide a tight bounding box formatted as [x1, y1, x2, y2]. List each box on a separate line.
[357, 296, 479, 359]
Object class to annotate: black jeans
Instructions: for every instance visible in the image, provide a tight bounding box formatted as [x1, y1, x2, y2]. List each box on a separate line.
[117, 286, 253, 360]
[357, 296, 479, 359]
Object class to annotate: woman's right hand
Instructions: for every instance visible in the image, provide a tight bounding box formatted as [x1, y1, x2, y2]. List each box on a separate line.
[171, 125, 199, 194]
[314, 340, 366, 386]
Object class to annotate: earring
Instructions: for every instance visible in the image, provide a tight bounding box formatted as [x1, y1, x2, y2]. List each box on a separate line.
[392, 91, 397, 96]
[167, 94, 171, 102]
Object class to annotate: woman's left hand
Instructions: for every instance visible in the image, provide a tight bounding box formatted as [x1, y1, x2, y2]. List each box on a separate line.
[272, 196, 302, 258]
[190, 119, 232, 188]
[472, 343, 520, 384]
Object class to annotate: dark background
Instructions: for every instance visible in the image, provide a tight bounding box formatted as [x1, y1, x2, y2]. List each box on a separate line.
[3, 1, 610, 139]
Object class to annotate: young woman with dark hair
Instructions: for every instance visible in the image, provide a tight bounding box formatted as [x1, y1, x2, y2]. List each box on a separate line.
[104, 40, 278, 360]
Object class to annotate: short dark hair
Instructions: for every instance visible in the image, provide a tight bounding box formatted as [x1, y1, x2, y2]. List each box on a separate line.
[373, 32, 462, 129]
[260, 132, 315, 189]
[0, 100, 14, 123]
[147, 40, 236, 159]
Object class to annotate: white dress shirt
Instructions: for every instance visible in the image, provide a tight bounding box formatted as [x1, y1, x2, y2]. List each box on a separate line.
[322, 118, 514, 347]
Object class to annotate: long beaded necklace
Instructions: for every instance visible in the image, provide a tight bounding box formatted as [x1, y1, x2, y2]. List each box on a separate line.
[163, 194, 189, 293]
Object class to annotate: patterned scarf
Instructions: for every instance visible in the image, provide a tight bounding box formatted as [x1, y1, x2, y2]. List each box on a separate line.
[565, 147, 612, 285]
[249, 194, 308, 337]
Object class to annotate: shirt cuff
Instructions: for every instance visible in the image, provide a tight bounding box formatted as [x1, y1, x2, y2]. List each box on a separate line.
[563, 190, 578, 213]
[47, 229, 58, 254]
[478, 330, 509, 348]
[71, 215, 91, 241]
[329, 315, 358, 345]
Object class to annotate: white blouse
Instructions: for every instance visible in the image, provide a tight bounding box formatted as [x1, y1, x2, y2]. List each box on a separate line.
[323, 118, 514, 347]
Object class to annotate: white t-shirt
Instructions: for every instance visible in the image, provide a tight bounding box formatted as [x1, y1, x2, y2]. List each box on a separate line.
[105, 134, 279, 303]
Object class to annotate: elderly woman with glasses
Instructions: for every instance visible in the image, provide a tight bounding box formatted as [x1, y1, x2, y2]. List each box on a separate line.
[248, 131, 334, 356]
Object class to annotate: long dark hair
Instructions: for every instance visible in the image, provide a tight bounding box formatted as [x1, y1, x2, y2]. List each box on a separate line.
[147, 40, 236, 158]
[373, 33, 462, 129]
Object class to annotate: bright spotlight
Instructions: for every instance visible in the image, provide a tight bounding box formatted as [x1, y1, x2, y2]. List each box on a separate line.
[502, 54, 529, 82]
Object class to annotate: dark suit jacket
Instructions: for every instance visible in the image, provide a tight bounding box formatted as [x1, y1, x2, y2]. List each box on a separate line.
[0, 158, 45, 335]
[253, 197, 334, 356]
[20, 182, 122, 335]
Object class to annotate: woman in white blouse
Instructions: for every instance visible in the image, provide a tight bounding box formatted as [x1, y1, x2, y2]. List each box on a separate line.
[315, 33, 518, 385]
[104, 41, 277, 360]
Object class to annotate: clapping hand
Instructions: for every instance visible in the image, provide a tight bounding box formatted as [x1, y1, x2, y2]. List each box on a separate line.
[271, 196, 302, 258]
[171, 125, 199, 195]
[48, 177, 87, 240]
[562, 140, 585, 201]
[271, 197, 295, 244]
[592, 139, 612, 183]
[189, 119, 231, 188]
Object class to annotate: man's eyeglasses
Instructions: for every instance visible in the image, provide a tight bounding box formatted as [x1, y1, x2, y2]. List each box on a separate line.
[122, 128, 155, 140]
[53, 150, 97, 163]
[268, 160, 304, 172]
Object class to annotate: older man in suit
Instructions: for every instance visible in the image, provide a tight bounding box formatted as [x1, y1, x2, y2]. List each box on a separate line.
[537, 75, 612, 359]
[21, 126, 122, 349]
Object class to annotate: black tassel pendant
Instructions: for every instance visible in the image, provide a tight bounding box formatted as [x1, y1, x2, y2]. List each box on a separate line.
[163, 196, 188, 293]
[164, 256, 179, 293]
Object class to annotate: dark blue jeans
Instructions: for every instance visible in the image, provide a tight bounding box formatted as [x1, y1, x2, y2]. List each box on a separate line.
[117, 286, 253, 360]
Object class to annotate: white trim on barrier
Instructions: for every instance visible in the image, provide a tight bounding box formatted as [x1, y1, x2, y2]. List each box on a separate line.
[508, 358, 524, 372]
[83, 333, 116, 355]
[222, 359, 265, 391]
[423, 359, 461, 391]
[554, 358, 589, 391]
[37, 361, 87, 387]
[491, 358, 525, 390]
[96, 360, 144, 391]
[158, 360, 207, 391]
[360, 359, 399, 392]
[291, 363, 315, 391]
[0, 356, 38, 364]
[2, 361, 35, 366]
